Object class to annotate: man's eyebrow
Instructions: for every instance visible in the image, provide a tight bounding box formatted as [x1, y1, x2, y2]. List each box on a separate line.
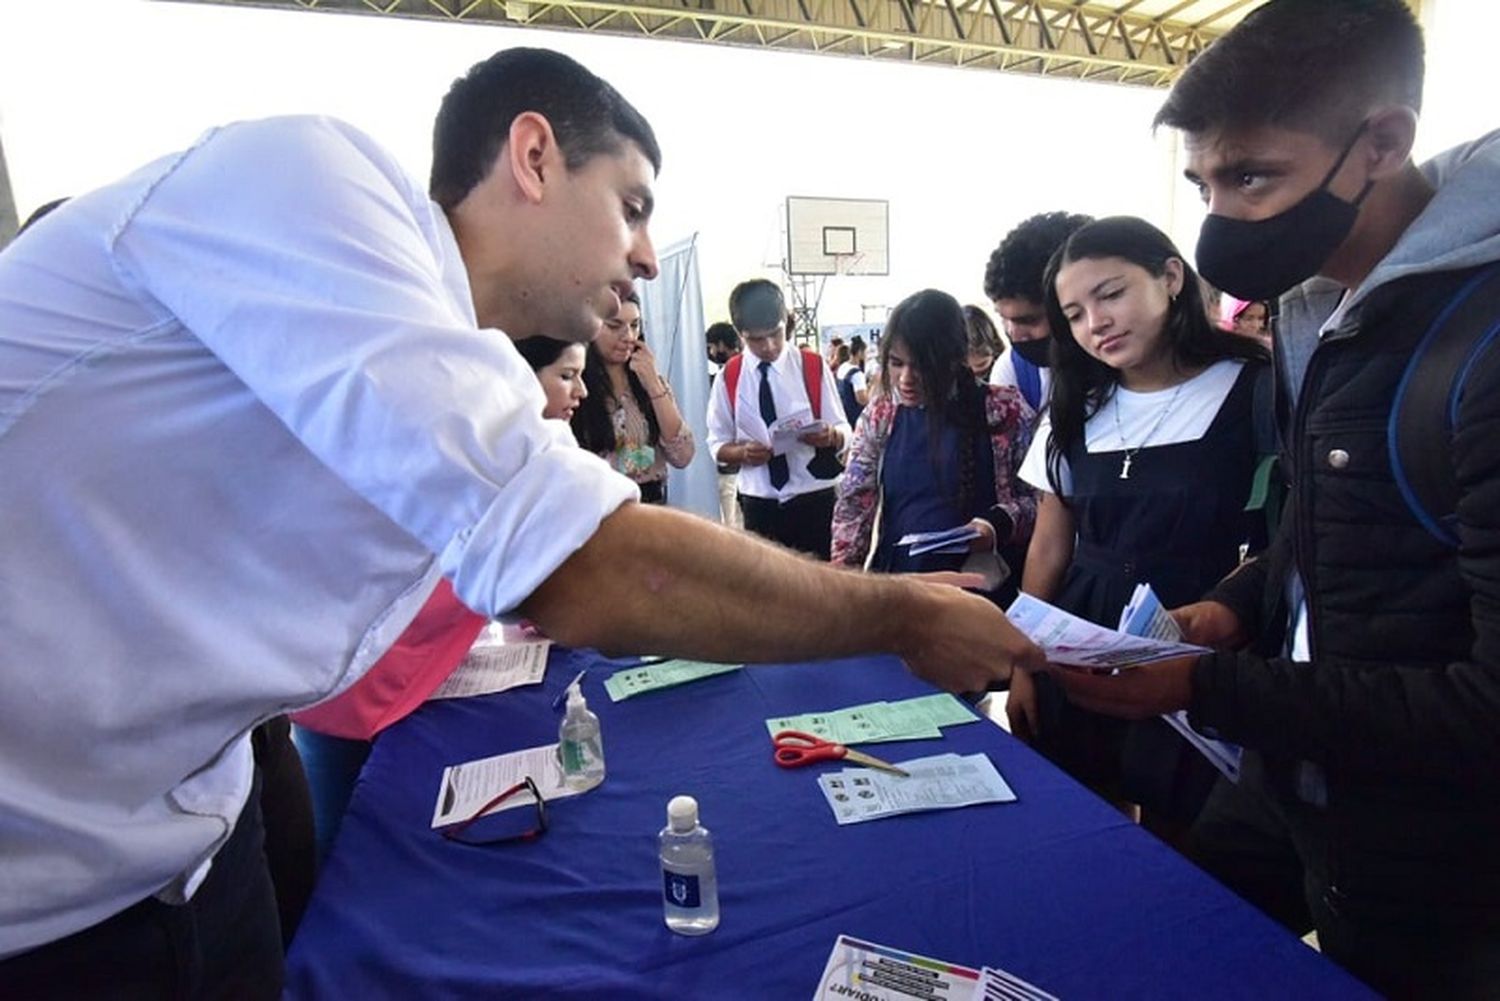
[1185, 156, 1293, 184]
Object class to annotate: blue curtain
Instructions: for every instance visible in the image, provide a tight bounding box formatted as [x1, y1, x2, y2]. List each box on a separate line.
[639, 234, 717, 519]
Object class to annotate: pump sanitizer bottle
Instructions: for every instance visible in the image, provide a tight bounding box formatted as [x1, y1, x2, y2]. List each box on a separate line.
[558, 682, 605, 791]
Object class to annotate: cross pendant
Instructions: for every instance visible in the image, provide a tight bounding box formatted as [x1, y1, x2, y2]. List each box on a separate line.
[1119, 455, 1133, 480]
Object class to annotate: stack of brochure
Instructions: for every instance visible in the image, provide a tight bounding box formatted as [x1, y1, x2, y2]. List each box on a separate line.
[898, 524, 982, 556]
[1117, 584, 1243, 782]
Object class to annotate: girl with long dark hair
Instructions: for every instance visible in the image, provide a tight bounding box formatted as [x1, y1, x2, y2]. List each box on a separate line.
[831, 289, 1035, 603]
[1012, 216, 1270, 835]
[570, 291, 694, 503]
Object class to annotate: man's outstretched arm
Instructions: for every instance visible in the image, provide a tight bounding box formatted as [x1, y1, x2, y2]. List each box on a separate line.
[521, 502, 1043, 693]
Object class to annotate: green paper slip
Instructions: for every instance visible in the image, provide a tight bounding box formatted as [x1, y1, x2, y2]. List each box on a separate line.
[901, 693, 980, 729]
[604, 659, 743, 702]
[765, 693, 976, 745]
[766, 701, 943, 745]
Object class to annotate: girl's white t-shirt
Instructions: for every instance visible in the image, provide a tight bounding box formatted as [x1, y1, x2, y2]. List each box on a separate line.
[1020, 359, 1245, 496]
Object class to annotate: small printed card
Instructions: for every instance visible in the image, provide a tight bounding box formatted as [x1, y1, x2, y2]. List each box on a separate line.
[812, 936, 1059, 1001]
[815, 752, 1016, 826]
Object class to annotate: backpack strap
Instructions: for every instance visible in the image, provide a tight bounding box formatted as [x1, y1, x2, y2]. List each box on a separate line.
[724, 353, 744, 418]
[1389, 262, 1500, 548]
[800, 348, 823, 419]
[1012, 354, 1043, 413]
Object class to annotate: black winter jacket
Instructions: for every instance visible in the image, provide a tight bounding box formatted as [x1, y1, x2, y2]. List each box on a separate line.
[1190, 265, 1500, 921]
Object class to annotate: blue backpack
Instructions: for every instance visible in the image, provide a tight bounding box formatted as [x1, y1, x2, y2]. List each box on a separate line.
[1390, 262, 1500, 548]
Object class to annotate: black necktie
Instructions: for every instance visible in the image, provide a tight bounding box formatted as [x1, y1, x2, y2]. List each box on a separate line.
[758, 360, 791, 490]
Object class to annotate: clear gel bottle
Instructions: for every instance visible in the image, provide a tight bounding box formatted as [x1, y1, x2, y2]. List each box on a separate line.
[659, 795, 720, 935]
[558, 682, 605, 791]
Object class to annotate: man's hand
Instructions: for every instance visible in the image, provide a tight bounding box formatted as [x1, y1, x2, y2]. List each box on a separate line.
[1170, 601, 1247, 648]
[739, 442, 772, 466]
[1005, 666, 1040, 742]
[797, 426, 840, 449]
[895, 581, 1045, 693]
[1047, 655, 1198, 720]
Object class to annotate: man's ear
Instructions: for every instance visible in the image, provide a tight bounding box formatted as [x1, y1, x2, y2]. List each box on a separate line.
[505, 111, 561, 204]
[1363, 105, 1419, 181]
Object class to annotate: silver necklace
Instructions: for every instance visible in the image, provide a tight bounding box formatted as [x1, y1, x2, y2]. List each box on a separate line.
[1113, 382, 1184, 480]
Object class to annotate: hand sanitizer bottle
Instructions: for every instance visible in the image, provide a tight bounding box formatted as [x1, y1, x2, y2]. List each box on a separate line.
[558, 682, 604, 791]
[659, 795, 720, 935]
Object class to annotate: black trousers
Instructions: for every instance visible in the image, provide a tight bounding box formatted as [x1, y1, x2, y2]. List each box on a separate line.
[1188, 753, 1500, 999]
[739, 487, 836, 560]
[3, 767, 285, 1001]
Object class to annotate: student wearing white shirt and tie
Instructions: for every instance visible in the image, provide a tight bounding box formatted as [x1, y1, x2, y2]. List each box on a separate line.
[706, 280, 851, 558]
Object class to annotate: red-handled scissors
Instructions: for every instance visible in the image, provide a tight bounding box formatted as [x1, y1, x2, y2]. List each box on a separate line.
[771, 730, 910, 777]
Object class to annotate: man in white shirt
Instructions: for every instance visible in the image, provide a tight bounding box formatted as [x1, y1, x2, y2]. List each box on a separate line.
[0, 48, 1042, 996]
[707, 280, 851, 558]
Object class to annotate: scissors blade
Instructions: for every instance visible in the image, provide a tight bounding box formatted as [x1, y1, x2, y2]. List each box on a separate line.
[841, 749, 910, 777]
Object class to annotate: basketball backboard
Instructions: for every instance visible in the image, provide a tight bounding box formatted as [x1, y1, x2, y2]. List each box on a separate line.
[786, 196, 889, 276]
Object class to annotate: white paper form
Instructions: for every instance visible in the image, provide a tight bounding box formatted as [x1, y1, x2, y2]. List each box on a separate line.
[814, 935, 982, 1001]
[816, 753, 1016, 826]
[1115, 584, 1243, 782]
[430, 743, 580, 828]
[1006, 593, 1208, 670]
[770, 410, 828, 449]
[427, 637, 552, 701]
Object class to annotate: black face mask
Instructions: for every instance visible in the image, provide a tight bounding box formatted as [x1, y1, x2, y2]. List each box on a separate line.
[1010, 337, 1052, 368]
[1195, 123, 1374, 303]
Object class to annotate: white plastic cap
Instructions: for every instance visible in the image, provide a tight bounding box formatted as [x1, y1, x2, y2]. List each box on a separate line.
[667, 795, 699, 831]
[566, 683, 586, 711]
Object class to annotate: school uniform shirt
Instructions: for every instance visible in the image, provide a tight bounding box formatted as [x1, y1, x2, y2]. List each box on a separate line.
[1019, 360, 1243, 496]
[705, 346, 851, 503]
[0, 115, 636, 958]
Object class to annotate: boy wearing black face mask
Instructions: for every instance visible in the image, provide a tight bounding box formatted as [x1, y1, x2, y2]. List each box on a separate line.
[982, 211, 1093, 417]
[1041, 1, 1500, 996]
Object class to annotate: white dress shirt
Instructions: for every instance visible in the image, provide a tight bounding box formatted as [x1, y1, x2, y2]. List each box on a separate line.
[705, 345, 851, 502]
[0, 115, 635, 956]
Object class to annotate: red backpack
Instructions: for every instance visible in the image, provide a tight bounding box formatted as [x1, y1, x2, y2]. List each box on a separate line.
[723, 348, 826, 419]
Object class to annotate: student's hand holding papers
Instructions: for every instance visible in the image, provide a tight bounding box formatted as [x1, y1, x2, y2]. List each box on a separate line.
[737, 441, 773, 466]
[1170, 599, 1249, 648]
[1048, 653, 1197, 719]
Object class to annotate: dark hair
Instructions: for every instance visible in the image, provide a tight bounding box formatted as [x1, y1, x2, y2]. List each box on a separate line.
[983, 211, 1094, 304]
[728, 280, 786, 333]
[511, 336, 577, 371]
[705, 321, 741, 351]
[849, 335, 867, 357]
[1154, 0, 1424, 143]
[962, 306, 1002, 356]
[430, 48, 662, 209]
[1041, 216, 1268, 499]
[18, 197, 69, 235]
[879, 289, 990, 515]
[570, 292, 660, 455]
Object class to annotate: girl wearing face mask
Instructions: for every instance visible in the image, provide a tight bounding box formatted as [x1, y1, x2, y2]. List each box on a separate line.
[831, 289, 1035, 605]
[513, 337, 589, 422]
[1012, 217, 1270, 838]
[571, 291, 694, 504]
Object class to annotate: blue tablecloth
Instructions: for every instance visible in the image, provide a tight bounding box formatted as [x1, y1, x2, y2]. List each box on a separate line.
[285, 650, 1373, 999]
